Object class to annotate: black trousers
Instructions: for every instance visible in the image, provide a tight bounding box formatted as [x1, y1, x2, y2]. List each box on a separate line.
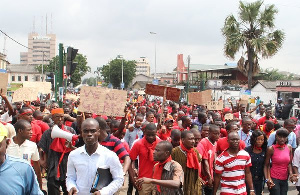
[203, 185, 213, 195]
[47, 177, 68, 195]
[269, 178, 288, 195]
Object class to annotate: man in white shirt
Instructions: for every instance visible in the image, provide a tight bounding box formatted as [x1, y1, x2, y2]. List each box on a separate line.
[6, 119, 43, 190]
[67, 118, 124, 195]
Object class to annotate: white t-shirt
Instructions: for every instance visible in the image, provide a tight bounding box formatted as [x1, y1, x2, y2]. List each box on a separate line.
[292, 146, 300, 186]
[6, 138, 39, 162]
[0, 111, 12, 123]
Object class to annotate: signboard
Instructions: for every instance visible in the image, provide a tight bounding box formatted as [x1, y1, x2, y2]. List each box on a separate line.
[78, 86, 127, 116]
[12, 88, 39, 102]
[0, 73, 8, 95]
[145, 84, 181, 102]
[65, 94, 79, 101]
[23, 81, 51, 94]
[206, 79, 223, 89]
[239, 95, 249, 105]
[206, 100, 223, 110]
[188, 90, 212, 105]
[224, 113, 234, 120]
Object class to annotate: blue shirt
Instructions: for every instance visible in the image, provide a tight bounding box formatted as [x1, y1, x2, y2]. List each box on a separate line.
[267, 131, 297, 148]
[237, 129, 252, 147]
[0, 155, 42, 195]
[124, 126, 143, 149]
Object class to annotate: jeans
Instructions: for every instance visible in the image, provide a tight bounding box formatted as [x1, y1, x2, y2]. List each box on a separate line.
[247, 177, 263, 195]
[47, 177, 68, 195]
[269, 178, 288, 195]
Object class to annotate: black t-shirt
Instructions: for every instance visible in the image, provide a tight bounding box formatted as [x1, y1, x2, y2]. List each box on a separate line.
[282, 104, 294, 120]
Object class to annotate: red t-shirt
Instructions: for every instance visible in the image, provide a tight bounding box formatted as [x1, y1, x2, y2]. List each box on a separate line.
[32, 119, 50, 133]
[257, 116, 277, 126]
[129, 139, 159, 178]
[198, 138, 217, 180]
[157, 129, 172, 141]
[216, 137, 245, 154]
[220, 128, 227, 138]
[30, 122, 42, 143]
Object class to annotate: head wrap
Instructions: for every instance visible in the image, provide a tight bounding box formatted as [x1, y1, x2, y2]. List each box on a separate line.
[51, 108, 64, 115]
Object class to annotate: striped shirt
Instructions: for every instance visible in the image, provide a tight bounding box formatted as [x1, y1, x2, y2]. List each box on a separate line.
[100, 134, 129, 161]
[215, 150, 251, 195]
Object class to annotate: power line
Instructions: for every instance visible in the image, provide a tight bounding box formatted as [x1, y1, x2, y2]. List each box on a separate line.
[0, 29, 30, 49]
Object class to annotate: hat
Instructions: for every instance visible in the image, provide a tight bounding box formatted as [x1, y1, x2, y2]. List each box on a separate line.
[51, 108, 64, 115]
[0, 123, 8, 142]
[223, 107, 231, 113]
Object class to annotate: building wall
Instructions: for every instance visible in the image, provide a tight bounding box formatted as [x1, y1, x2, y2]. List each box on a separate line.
[0, 52, 8, 70]
[252, 83, 268, 92]
[20, 33, 56, 65]
[176, 54, 187, 83]
[136, 57, 150, 76]
[8, 72, 42, 83]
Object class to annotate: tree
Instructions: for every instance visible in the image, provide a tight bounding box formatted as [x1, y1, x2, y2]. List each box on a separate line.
[36, 53, 91, 87]
[260, 68, 298, 81]
[100, 58, 136, 88]
[82, 77, 97, 86]
[222, 0, 284, 89]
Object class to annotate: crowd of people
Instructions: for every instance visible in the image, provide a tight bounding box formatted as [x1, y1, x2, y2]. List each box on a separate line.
[0, 91, 300, 195]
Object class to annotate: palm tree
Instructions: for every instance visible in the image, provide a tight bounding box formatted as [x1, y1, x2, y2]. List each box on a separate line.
[222, 0, 284, 89]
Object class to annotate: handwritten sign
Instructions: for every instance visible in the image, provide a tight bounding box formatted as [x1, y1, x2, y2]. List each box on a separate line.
[145, 84, 181, 102]
[23, 81, 51, 94]
[188, 90, 212, 105]
[12, 87, 39, 102]
[206, 100, 223, 110]
[137, 95, 144, 102]
[224, 113, 234, 120]
[78, 86, 127, 116]
[65, 94, 79, 101]
[0, 73, 8, 95]
[145, 84, 165, 97]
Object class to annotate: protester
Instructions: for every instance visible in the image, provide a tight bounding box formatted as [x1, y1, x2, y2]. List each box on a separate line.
[237, 117, 252, 147]
[171, 130, 202, 195]
[292, 144, 300, 194]
[282, 98, 294, 120]
[0, 125, 42, 195]
[129, 123, 160, 194]
[170, 129, 181, 148]
[245, 130, 267, 195]
[38, 108, 76, 195]
[136, 141, 184, 194]
[257, 108, 277, 126]
[199, 124, 220, 195]
[214, 131, 255, 195]
[201, 124, 210, 139]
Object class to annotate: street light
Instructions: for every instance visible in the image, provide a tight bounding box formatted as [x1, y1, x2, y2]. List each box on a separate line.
[117, 55, 124, 89]
[150, 32, 157, 80]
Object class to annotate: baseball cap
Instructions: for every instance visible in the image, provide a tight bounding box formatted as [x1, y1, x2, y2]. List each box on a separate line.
[0, 123, 8, 142]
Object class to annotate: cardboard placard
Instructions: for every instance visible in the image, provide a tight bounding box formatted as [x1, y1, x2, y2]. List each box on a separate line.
[12, 87, 39, 102]
[145, 84, 165, 97]
[145, 84, 181, 102]
[206, 100, 223, 110]
[0, 73, 8, 95]
[137, 95, 144, 102]
[188, 90, 212, 105]
[65, 94, 79, 101]
[78, 86, 127, 116]
[224, 113, 234, 120]
[23, 81, 51, 94]
[166, 87, 181, 102]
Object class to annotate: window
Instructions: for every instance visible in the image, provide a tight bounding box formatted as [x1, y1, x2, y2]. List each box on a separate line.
[18, 76, 21, 81]
[25, 76, 28, 81]
[12, 76, 15, 81]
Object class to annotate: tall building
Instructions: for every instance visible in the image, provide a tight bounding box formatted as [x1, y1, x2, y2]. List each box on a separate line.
[135, 57, 150, 76]
[20, 33, 56, 65]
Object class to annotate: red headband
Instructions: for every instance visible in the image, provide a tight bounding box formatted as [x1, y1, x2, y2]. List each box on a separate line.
[20, 111, 33, 115]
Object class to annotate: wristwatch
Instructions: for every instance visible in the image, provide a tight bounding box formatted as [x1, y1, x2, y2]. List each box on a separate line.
[265, 179, 269, 183]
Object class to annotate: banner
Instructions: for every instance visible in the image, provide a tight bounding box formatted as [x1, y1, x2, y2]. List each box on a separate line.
[188, 90, 212, 105]
[65, 94, 79, 101]
[206, 100, 223, 110]
[78, 86, 127, 116]
[23, 81, 51, 94]
[224, 113, 234, 120]
[0, 73, 8, 95]
[12, 88, 39, 102]
[145, 84, 181, 102]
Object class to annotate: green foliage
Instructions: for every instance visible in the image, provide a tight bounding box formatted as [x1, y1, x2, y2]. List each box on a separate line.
[82, 77, 97, 86]
[100, 58, 136, 88]
[260, 68, 298, 81]
[222, 0, 285, 88]
[36, 53, 91, 87]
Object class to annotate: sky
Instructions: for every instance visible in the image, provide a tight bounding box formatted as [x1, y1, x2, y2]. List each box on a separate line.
[1, 0, 300, 78]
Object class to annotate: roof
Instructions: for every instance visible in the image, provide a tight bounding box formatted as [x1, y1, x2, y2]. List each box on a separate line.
[6, 64, 39, 74]
[132, 81, 150, 88]
[256, 80, 277, 89]
[189, 64, 237, 72]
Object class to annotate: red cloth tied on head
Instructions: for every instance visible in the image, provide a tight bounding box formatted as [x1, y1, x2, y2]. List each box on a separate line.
[20, 110, 33, 115]
[180, 142, 200, 170]
[51, 108, 64, 115]
[153, 156, 172, 192]
[223, 107, 231, 113]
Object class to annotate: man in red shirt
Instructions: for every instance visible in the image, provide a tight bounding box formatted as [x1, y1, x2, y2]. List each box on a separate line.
[129, 123, 160, 195]
[216, 122, 246, 155]
[201, 124, 210, 140]
[257, 108, 277, 126]
[32, 110, 50, 133]
[198, 124, 220, 195]
[17, 107, 42, 144]
[157, 119, 173, 141]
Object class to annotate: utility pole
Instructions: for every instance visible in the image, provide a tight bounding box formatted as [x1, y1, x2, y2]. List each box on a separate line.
[58, 43, 64, 107]
[186, 55, 190, 102]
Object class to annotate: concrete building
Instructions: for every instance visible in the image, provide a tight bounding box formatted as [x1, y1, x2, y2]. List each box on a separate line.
[0, 52, 9, 72]
[20, 33, 56, 65]
[135, 57, 150, 76]
[6, 64, 42, 83]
